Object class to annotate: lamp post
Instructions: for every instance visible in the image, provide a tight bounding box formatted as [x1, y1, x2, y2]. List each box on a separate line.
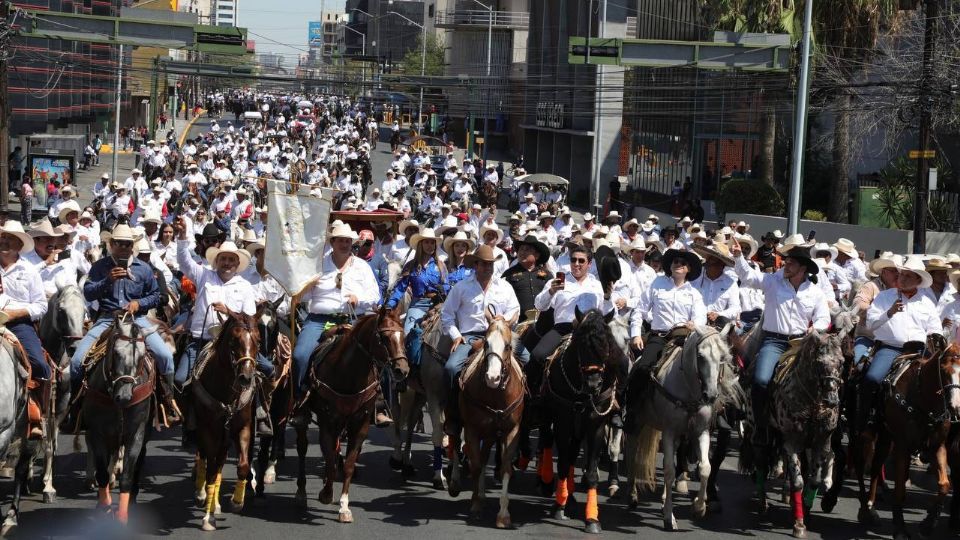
[466, 0, 493, 163]
[386, 11, 426, 134]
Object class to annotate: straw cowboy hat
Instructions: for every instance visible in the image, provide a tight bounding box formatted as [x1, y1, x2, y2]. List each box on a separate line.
[246, 240, 265, 256]
[899, 255, 933, 289]
[947, 253, 960, 265]
[57, 200, 82, 222]
[28, 220, 63, 239]
[604, 211, 622, 223]
[626, 236, 647, 253]
[135, 237, 152, 254]
[809, 242, 839, 262]
[60, 185, 77, 199]
[399, 219, 421, 234]
[100, 223, 137, 246]
[623, 218, 641, 230]
[464, 244, 503, 266]
[641, 220, 655, 233]
[205, 241, 251, 273]
[240, 228, 258, 244]
[645, 233, 665, 253]
[736, 220, 750, 231]
[662, 249, 702, 281]
[950, 270, 960, 292]
[140, 210, 162, 225]
[868, 251, 903, 277]
[647, 213, 660, 222]
[832, 238, 859, 259]
[776, 233, 815, 255]
[685, 222, 703, 235]
[693, 242, 735, 267]
[924, 258, 952, 272]
[734, 233, 759, 256]
[582, 212, 595, 222]
[442, 231, 476, 256]
[328, 222, 359, 241]
[410, 228, 442, 249]
[479, 224, 504, 244]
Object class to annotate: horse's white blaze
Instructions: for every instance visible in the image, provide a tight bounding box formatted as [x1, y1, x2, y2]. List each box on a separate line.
[484, 331, 507, 389]
[949, 365, 960, 413]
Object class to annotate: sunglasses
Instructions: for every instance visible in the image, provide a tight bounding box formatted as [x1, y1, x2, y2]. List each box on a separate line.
[671, 259, 689, 267]
[570, 257, 589, 264]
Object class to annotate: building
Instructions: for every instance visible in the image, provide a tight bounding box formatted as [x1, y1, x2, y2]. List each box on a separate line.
[344, 0, 430, 70]
[213, 0, 239, 27]
[309, 12, 346, 64]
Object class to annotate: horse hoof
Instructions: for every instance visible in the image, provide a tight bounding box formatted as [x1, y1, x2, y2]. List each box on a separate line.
[214, 503, 222, 516]
[338, 510, 353, 523]
[401, 464, 417, 479]
[388, 456, 403, 471]
[757, 499, 769, 515]
[319, 491, 333, 505]
[793, 523, 807, 538]
[43, 491, 56, 504]
[608, 483, 620, 499]
[468, 509, 483, 522]
[264, 470, 276, 485]
[675, 479, 689, 496]
[692, 498, 707, 519]
[201, 516, 217, 531]
[448, 479, 461, 498]
[664, 516, 678, 531]
[553, 505, 568, 521]
[432, 477, 446, 490]
[229, 499, 244, 514]
[858, 506, 879, 527]
[585, 521, 602, 534]
[294, 490, 307, 507]
[821, 492, 838, 514]
[496, 515, 512, 529]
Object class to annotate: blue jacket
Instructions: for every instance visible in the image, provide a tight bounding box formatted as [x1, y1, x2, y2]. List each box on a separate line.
[84, 256, 161, 316]
[448, 264, 475, 288]
[386, 259, 449, 308]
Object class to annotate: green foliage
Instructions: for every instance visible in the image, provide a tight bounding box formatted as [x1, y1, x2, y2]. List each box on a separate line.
[803, 209, 826, 221]
[717, 178, 786, 217]
[399, 33, 445, 77]
[875, 156, 956, 231]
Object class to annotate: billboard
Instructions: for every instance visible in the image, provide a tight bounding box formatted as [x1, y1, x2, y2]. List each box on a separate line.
[308, 21, 323, 46]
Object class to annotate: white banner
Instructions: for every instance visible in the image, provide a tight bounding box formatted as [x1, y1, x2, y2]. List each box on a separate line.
[264, 182, 332, 296]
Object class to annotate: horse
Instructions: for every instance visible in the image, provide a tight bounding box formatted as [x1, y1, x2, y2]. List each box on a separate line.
[254, 296, 294, 494]
[540, 307, 623, 534]
[0, 331, 31, 536]
[604, 311, 633, 497]
[191, 312, 260, 531]
[857, 337, 960, 539]
[37, 284, 87, 503]
[81, 312, 156, 525]
[625, 324, 741, 531]
[445, 308, 524, 528]
[294, 307, 409, 523]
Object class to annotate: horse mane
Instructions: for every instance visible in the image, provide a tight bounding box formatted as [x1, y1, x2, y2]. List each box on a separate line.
[829, 305, 858, 336]
[687, 326, 745, 413]
[572, 309, 621, 370]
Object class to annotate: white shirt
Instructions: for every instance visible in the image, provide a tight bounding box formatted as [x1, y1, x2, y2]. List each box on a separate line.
[734, 255, 831, 335]
[867, 288, 943, 348]
[921, 283, 958, 318]
[631, 276, 707, 337]
[0, 257, 48, 321]
[23, 251, 78, 298]
[305, 254, 380, 315]
[534, 273, 609, 325]
[177, 240, 256, 339]
[842, 257, 868, 283]
[694, 272, 741, 320]
[440, 276, 520, 341]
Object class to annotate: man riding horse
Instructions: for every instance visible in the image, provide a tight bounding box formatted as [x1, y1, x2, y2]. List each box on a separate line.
[70, 224, 178, 424]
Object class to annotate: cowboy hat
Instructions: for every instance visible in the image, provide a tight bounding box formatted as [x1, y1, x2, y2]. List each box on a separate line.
[925, 258, 952, 272]
[398, 219, 421, 234]
[582, 212, 595, 222]
[57, 200, 82, 222]
[328, 222, 359, 241]
[443, 231, 476, 256]
[409, 228, 441, 249]
[479, 224, 504, 244]
[626, 237, 647, 253]
[685, 222, 702, 234]
[950, 270, 960, 292]
[640, 220, 655, 233]
[809, 242, 838, 262]
[645, 233, 665, 253]
[60, 185, 76, 199]
[623, 218, 640, 230]
[0, 221, 34, 253]
[435, 216, 460, 237]
[692, 242, 735, 268]
[679, 216, 692, 225]
[734, 233, 759, 256]
[647, 214, 660, 222]
[509, 212, 523, 222]
[780, 246, 820, 276]
[736, 220, 750, 231]
[868, 251, 903, 277]
[100, 224, 136, 246]
[240, 228, 259, 244]
[899, 255, 933, 289]
[246, 240, 265, 255]
[135, 237, 152, 254]
[56, 224, 75, 237]
[28, 219, 63, 239]
[662, 249, 702, 281]
[464, 244, 504, 266]
[604, 211, 621, 222]
[832, 238, 859, 259]
[79, 210, 95, 223]
[195, 223, 223, 242]
[537, 212, 555, 221]
[205, 241, 251, 273]
[777, 233, 815, 255]
[761, 231, 779, 242]
[140, 210, 162, 225]
[523, 192, 534, 200]
[514, 234, 550, 265]
[947, 253, 960, 265]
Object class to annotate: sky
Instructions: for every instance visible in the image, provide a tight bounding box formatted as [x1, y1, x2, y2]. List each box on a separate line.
[241, 0, 347, 62]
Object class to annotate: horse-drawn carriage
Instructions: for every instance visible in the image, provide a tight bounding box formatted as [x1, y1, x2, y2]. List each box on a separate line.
[508, 173, 569, 212]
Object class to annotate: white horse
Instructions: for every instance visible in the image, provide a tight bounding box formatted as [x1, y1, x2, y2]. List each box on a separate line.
[624, 325, 745, 531]
[0, 330, 32, 535]
[604, 311, 633, 497]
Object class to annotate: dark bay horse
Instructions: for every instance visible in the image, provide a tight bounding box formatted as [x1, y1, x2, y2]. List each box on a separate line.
[81, 313, 155, 525]
[253, 296, 293, 495]
[446, 309, 524, 528]
[191, 312, 260, 531]
[858, 338, 960, 539]
[295, 307, 409, 523]
[542, 307, 623, 534]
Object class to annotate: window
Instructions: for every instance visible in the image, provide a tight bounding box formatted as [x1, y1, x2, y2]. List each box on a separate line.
[428, 5, 435, 18]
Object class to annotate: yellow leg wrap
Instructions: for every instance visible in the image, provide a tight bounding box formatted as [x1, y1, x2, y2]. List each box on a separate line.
[232, 479, 248, 506]
[204, 484, 217, 515]
[195, 459, 207, 493]
[214, 473, 222, 504]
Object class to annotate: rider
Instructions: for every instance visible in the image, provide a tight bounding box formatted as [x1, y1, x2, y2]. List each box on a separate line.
[70, 224, 178, 418]
[851, 252, 901, 364]
[24, 220, 78, 299]
[443, 231, 475, 288]
[730, 235, 830, 443]
[691, 242, 741, 328]
[440, 245, 521, 436]
[502, 235, 553, 323]
[858, 255, 943, 431]
[0, 221, 49, 438]
[290, 223, 380, 425]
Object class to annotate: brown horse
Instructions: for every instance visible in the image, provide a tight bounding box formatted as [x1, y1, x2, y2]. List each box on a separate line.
[858, 338, 960, 539]
[295, 307, 409, 523]
[446, 309, 524, 528]
[191, 312, 260, 531]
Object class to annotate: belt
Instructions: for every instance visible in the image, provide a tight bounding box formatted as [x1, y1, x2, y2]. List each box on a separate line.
[765, 331, 805, 341]
[649, 330, 670, 338]
[874, 341, 903, 352]
[312, 313, 352, 323]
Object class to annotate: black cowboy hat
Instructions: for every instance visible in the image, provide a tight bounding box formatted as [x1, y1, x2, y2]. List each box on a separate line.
[514, 234, 550, 265]
[662, 249, 702, 281]
[195, 223, 225, 242]
[762, 231, 779, 242]
[593, 245, 623, 286]
[661, 226, 679, 238]
[781, 246, 820, 276]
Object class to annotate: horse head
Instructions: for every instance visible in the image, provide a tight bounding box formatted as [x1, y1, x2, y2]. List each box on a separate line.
[800, 330, 843, 408]
[688, 325, 733, 404]
[218, 312, 260, 387]
[572, 306, 617, 396]
[107, 312, 147, 406]
[56, 284, 87, 352]
[255, 295, 285, 355]
[376, 305, 410, 382]
[939, 343, 960, 419]
[482, 305, 517, 389]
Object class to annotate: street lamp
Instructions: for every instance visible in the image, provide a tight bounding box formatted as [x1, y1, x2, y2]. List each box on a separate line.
[342, 25, 366, 57]
[386, 10, 426, 134]
[466, 0, 493, 163]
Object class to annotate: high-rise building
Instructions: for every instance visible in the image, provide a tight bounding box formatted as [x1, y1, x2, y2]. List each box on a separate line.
[344, 0, 429, 68]
[213, 0, 239, 27]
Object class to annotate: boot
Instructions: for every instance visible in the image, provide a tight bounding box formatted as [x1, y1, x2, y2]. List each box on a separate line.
[856, 383, 879, 434]
[256, 377, 276, 437]
[288, 396, 311, 428]
[27, 378, 50, 440]
[443, 384, 462, 437]
[622, 366, 651, 434]
[161, 373, 181, 424]
[750, 386, 770, 446]
[374, 396, 393, 427]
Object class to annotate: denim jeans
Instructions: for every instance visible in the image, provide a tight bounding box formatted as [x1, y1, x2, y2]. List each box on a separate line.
[853, 336, 874, 365]
[863, 345, 902, 387]
[7, 320, 48, 380]
[292, 313, 343, 397]
[404, 298, 433, 366]
[176, 338, 274, 386]
[445, 335, 484, 388]
[71, 316, 175, 386]
[753, 335, 791, 390]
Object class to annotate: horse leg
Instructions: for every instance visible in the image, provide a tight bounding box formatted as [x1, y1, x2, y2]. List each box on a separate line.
[606, 425, 623, 498]
[707, 421, 732, 512]
[890, 444, 911, 540]
[295, 424, 309, 505]
[783, 442, 806, 538]
[496, 426, 520, 529]
[661, 430, 678, 531]
[537, 422, 555, 497]
[337, 415, 371, 523]
[401, 392, 424, 478]
[1, 446, 31, 535]
[692, 429, 711, 520]
[583, 425, 604, 534]
[87, 430, 113, 512]
[861, 431, 889, 527]
[115, 410, 149, 525]
[822, 428, 844, 514]
[428, 395, 446, 490]
[674, 438, 689, 496]
[41, 398, 59, 503]
[255, 433, 271, 497]
[201, 457, 224, 531]
[318, 422, 339, 505]
[230, 420, 252, 513]
[920, 443, 950, 537]
[389, 387, 406, 470]
[623, 431, 641, 510]
[194, 455, 207, 507]
[465, 429, 485, 521]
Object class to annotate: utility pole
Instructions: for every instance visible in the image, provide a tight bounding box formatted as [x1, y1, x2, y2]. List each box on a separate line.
[912, 0, 938, 254]
[1, 0, 11, 211]
[786, 0, 814, 235]
[111, 43, 123, 183]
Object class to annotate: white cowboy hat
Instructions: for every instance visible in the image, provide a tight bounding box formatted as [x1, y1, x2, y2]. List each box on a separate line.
[140, 210, 162, 225]
[734, 233, 759, 256]
[524, 193, 534, 200]
[899, 255, 933, 289]
[443, 231, 476, 256]
[647, 213, 659, 222]
[777, 233, 815, 255]
[205, 241, 251, 273]
[736, 220, 750, 230]
[240, 228, 258, 244]
[623, 218, 640, 230]
[79, 210, 95, 222]
[410, 228, 442, 249]
[641, 220, 655, 233]
[479, 224, 504, 244]
[809, 242, 838, 262]
[604, 211, 621, 222]
[947, 253, 960, 265]
[57, 200, 82, 222]
[537, 212, 554, 221]
[832, 238, 859, 259]
[626, 236, 647, 253]
[773, 229, 784, 240]
[582, 212, 595, 221]
[559, 206, 572, 217]
[28, 219, 64, 238]
[645, 232, 665, 253]
[679, 216, 692, 225]
[135, 237, 153, 254]
[868, 251, 903, 277]
[328, 222, 359, 241]
[685, 222, 702, 234]
[100, 224, 136, 246]
[60, 185, 76, 199]
[246, 240, 265, 255]
[435, 215, 459, 236]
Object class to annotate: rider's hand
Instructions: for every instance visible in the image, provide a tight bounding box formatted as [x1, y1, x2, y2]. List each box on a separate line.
[943, 318, 953, 329]
[450, 336, 464, 354]
[707, 312, 719, 322]
[730, 241, 742, 257]
[109, 267, 129, 282]
[345, 294, 359, 308]
[631, 336, 644, 351]
[211, 302, 230, 315]
[685, 321, 696, 330]
[549, 277, 564, 296]
[887, 300, 904, 318]
[174, 216, 188, 240]
[126, 300, 140, 315]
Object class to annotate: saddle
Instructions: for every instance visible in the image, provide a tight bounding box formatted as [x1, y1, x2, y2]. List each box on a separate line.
[530, 334, 573, 397]
[771, 339, 808, 387]
[882, 354, 921, 392]
[0, 329, 40, 439]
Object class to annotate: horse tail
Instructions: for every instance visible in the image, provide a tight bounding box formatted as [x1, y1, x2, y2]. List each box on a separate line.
[634, 423, 661, 494]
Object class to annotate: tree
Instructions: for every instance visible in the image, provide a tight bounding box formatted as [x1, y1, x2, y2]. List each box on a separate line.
[399, 32, 445, 77]
[717, 178, 786, 217]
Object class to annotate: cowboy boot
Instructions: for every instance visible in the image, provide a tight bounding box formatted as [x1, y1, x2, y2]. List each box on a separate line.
[256, 376, 276, 437]
[27, 379, 49, 440]
[161, 373, 181, 424]
[856, 382, 879, 434]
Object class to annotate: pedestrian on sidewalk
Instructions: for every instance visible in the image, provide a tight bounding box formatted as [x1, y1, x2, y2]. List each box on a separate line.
[93, 134, 102, 166]
[159, 112, 168, 130]
[19, 173, 33, 224]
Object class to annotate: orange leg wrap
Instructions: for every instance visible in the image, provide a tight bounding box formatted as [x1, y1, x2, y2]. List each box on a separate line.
[586, 488, 599, 522]
[540, 448, 554, 484]
[555, 473, 569, 507]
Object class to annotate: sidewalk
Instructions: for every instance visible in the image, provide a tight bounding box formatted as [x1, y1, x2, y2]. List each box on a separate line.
[99, 112, 204, 154]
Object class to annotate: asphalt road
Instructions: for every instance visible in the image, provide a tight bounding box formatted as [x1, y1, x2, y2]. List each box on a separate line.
[6, 117, 957, 539]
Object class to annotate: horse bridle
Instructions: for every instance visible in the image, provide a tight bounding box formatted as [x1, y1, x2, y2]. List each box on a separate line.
[104, 314, 148, 393]
[221, 315, 258, 380]
[370, 314, 407, 368]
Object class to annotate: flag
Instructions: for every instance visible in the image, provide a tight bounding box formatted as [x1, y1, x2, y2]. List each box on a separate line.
[264, 182, 332, 295]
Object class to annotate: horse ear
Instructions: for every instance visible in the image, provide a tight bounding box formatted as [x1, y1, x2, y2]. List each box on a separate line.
[506, 310, 519, 328]
[719, 321, 733, 339]
[575, 305, 583, 323]
[485, 304, 496, 324]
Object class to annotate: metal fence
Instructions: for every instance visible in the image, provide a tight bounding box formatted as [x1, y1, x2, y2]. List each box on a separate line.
[435, 10, 530, 29]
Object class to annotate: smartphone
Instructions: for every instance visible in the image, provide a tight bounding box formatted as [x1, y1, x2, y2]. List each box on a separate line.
[58, 249, 71, 262]
[555, 271, 565, 283]
[807, 230, 817, 241]
[115, 257, 129, 268]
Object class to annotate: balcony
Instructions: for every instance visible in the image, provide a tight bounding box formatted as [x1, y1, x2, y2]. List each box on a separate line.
[435, 10, 529, 30]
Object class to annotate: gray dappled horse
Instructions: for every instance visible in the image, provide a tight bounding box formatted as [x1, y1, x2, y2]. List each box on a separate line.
[0, 332, 30, 536]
